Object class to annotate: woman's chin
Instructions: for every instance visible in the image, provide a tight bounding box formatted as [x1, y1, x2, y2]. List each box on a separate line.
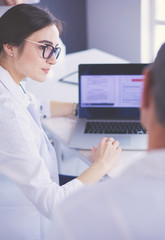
[31, 75, 47, 83]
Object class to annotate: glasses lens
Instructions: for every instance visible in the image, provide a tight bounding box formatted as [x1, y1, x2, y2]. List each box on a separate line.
[43, 45, 53, 59]
[55, 47, 61, 59]
[43, 45, 61, 59]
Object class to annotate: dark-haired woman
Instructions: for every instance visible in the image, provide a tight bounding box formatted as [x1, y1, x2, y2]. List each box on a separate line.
[0, 4, 121, 239]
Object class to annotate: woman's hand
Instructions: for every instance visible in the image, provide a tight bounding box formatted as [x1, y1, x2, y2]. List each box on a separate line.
[91, 137, 122, 174]
[77, 137, 121, 185]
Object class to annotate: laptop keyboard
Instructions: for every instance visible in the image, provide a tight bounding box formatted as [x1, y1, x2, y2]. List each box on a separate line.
[84, 121, 147, 134]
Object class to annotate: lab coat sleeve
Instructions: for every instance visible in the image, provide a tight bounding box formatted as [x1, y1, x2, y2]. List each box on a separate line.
[0, 96, 84, 219]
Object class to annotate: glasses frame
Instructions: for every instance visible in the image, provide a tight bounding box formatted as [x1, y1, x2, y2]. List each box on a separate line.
[24, 39, 61, 60]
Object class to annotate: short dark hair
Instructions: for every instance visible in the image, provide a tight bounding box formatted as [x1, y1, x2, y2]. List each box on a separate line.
[0, 3, 62, 53]
[150, 43, 165, 126]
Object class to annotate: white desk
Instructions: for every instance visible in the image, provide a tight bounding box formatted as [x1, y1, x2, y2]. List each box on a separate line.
[42, 117, 145, 178]
[26, 49, 145, 177]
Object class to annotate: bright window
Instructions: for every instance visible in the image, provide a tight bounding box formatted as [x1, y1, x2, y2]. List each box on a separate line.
[154, 0, 165, 57]
[155, 0, 165, 21]
[141, 0, 165, 62]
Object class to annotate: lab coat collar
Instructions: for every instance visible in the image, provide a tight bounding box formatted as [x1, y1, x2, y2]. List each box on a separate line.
[0, 66, 30, 108]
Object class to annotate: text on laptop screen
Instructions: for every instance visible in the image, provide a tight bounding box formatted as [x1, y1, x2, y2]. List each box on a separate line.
[80, 75, 144, 108]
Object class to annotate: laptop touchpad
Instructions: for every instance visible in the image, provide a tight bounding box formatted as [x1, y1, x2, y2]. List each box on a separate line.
[117, 136, 131, 146]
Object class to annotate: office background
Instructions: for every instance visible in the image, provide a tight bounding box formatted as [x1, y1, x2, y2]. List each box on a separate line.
[0, 0, 163, 63]
[40, 0, 140, 62]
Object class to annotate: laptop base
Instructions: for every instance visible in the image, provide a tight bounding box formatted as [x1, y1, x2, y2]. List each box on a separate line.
[69, 119, 148, 151]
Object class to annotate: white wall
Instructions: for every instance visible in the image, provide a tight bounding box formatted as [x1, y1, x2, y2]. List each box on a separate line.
[86, 0, 141, 62]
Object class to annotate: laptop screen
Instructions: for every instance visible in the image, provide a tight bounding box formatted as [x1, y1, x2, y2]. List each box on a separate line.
[79, 64, 148, 119]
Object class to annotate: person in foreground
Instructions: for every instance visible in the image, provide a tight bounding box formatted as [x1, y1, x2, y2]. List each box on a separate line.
[0, 4, 121, 240]
[49, 43, 165, 240]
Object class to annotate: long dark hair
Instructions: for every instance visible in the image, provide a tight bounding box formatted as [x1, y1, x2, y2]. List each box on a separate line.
[0, 4, 62, 53]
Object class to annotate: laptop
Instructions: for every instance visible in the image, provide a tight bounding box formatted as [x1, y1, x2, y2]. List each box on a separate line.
[69, 63, 149, 150]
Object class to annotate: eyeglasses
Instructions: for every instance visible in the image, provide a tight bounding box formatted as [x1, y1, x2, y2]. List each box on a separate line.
[24, 39, 61, 60]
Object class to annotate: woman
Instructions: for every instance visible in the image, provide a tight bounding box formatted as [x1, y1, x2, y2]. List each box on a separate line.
[0, 4, 121, 240]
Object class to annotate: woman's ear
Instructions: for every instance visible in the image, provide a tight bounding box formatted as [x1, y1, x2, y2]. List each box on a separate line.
[2, 44, 15, 57]
[141, 68, 152, 109]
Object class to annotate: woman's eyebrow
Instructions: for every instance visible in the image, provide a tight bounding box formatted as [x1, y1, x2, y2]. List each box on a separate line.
[38, 40, 59, 47]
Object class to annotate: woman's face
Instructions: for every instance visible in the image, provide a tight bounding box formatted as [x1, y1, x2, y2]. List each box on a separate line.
[13, 24, 60, 83]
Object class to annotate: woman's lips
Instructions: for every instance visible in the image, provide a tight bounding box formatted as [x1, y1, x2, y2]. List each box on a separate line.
[42, 68, 50, 74]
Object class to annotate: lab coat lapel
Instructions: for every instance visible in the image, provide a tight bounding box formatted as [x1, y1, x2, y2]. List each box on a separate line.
[27, 103, 42, 128]
[27, 103, 59, 182]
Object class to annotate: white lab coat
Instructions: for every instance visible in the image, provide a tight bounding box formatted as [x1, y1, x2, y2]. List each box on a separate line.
[51, 150, 165, 240]
[0, 66, 83, 240]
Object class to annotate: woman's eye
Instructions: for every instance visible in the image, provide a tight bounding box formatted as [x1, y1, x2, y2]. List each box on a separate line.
[39, 45, 45, 50]
[44, 46, 50, 52]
